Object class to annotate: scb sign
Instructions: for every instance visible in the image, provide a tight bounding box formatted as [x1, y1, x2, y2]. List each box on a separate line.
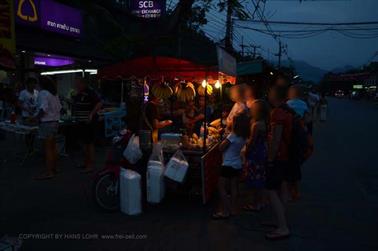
[130, 0, 165, 18]
[139, 1, 154, 8]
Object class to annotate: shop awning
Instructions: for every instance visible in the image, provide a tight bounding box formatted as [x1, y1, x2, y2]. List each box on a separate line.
[98, 56, 235, 83]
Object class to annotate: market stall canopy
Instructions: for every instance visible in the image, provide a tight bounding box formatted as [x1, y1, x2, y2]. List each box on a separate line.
[98, 56, 235, 83]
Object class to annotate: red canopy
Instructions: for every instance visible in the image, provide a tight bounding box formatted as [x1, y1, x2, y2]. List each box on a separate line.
[98, 56, 229, 82]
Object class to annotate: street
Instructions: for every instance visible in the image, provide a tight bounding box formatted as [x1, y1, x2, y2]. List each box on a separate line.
[1, 97, 378, 251]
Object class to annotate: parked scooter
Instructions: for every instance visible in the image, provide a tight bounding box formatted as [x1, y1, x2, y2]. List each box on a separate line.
[92, 130, 135, 211]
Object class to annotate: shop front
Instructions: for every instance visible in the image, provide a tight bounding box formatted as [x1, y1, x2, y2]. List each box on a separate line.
[13, 0, 113, 98]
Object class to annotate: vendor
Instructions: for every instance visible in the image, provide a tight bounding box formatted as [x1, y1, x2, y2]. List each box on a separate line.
[182, 100, 203, 135]
[143, 94, 172, 143]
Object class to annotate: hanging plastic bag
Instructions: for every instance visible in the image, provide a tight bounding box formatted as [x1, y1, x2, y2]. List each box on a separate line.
[164, 150, 189, 183]
[147, 143, 165, 203]
[123, 134, 143, 164]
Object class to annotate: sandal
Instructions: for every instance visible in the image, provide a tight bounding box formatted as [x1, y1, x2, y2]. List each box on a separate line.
[212, 212, 230, 220]
[34, 173, 55, 180]
[243, 204, 261, 212]
[265, 229, 290, 240]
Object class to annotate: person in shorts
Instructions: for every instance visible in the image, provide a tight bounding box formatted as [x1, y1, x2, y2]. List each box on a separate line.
[265, 85, 293, 240]
[34, 77, 61, 180]
[72, 78, 102, 173]
[212, 112, 250, 219]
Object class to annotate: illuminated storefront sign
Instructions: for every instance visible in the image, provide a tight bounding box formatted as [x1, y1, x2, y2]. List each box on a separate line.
[130, 0, 166, 18]
[0, 0, 16, 68]
[15, 0, 82, 37]
[33, 56, 74, 67]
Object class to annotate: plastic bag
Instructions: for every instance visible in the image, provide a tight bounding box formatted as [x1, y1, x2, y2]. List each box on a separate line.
[123, 134, 143, 164]
[164, 150, 189, 183]
[149, 143, 164, 163]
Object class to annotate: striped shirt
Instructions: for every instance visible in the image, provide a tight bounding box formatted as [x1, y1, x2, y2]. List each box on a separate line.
[72, 88, 100, 122]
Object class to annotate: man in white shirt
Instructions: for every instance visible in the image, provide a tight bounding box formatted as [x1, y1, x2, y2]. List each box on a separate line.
[19, 78, 38, 120]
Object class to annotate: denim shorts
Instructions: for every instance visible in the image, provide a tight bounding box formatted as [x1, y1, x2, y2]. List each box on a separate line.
[39, 121, 59, 139]
[220, 165, 242, 178]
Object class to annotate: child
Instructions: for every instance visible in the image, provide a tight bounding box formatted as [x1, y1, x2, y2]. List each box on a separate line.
[213, 112, 250, 219]
[244, 100, 268, 211]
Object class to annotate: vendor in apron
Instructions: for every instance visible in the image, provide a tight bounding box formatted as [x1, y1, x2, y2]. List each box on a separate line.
[143, 94, 172, 144]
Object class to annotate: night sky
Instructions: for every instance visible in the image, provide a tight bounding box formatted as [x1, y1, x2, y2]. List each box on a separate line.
[199, 0, 378, 71]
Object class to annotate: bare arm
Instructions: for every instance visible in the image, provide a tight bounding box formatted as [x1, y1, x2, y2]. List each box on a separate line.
[268, 125, 283, 162]
[89, 102, 102, 121]
[247, 123, 258, 147]
[219, 138, 230, 152]
[153, 119, 172, 129]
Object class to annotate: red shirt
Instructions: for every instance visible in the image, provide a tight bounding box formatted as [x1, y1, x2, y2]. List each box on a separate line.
[269, 107, 293, 161]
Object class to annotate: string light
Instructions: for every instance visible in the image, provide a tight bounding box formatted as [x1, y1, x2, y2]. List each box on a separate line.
[215, 80, 221, 89]
[202, 80, 207, 88]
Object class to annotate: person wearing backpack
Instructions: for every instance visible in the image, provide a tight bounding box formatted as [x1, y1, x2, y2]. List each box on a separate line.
[265, 85, 293, 240]
[286, 85, 313, 201]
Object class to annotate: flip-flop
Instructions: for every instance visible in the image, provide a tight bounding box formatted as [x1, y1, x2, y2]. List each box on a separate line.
[243, 204, 261, 212]
[265, 230, 290, 240]
[212, 213, 230, 220]
[34, 173, 55, 180]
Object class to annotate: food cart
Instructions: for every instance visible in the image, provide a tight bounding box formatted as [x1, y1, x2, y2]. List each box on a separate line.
[98, 55, 236, 203]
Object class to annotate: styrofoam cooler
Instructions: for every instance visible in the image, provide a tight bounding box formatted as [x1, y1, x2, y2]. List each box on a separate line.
[120, 168, 142, 215]
[147, 160, 165, 203]
[320, 104, 327, 121]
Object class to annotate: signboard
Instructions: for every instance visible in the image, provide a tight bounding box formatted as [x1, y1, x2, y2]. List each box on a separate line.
[15, 0, 82, 37]
[34, 56, 74, 67]
[130, 0, 165, 18]
[0, 0, 16, 68]
[217, 46, 236, 77]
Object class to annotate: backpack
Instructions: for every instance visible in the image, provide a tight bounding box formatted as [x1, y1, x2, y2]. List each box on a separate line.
[280, 104, 314, 166]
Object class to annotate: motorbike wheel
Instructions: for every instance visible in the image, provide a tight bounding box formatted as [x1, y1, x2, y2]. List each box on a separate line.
[93, 173, 120, 212]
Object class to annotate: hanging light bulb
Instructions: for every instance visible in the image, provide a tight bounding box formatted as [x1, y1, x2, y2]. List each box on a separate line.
[201, 80, 207, 88]
[215, 80, 221, 89]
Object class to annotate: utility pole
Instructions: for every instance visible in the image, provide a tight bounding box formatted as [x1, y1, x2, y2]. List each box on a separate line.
[278, 40, 282, 68]
[250, 45, 261, 59]
[240, 36, 245, 57]
[224, 0, 233, 51]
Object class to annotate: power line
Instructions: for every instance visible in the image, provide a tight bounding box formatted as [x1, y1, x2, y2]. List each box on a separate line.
[234, 20, 378, 26]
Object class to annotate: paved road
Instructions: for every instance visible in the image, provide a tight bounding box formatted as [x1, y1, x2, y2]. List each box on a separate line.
[0, 98, 377, 251]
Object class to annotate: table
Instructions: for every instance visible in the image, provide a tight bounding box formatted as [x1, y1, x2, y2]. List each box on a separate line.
[0, 121, 39, 165]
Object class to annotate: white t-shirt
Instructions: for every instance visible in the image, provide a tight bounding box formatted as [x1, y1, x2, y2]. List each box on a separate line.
[226, 102, 246, 125]
[37, 90, 62, 122]
[19, 89, 39, 117]
[223, 133, 246, 169]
